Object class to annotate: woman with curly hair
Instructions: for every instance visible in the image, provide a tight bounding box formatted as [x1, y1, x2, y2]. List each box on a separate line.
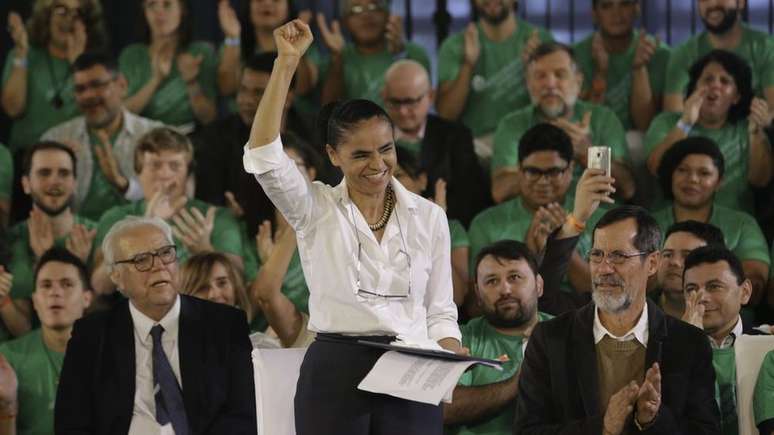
[119, 0, 217, 130]
[2, 0, 107, 152]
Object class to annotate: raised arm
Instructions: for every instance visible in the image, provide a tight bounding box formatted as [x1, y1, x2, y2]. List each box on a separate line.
[248, 20, 312, 149]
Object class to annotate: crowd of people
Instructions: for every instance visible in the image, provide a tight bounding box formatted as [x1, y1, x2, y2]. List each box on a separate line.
[0, 0, 773, 434]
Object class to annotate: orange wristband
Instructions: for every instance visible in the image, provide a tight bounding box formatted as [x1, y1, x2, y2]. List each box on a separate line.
[567, 214, 586, 232]
[0, 297, 11, 309]
[0, 412, 16, 420]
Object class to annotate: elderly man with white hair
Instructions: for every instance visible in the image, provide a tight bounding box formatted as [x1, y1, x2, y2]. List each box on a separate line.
[381, 59, 491, 226]
[54, 216, 256, 435]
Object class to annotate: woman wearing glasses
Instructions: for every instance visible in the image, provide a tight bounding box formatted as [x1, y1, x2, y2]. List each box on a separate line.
[243, 20, 461, 435]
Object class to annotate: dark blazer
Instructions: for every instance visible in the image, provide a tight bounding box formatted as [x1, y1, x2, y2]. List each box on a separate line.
[420, 114, 492, 227]
[54, 295, 257, 435]
[514, 300, 720, 434]
[537, 231, 591, 316]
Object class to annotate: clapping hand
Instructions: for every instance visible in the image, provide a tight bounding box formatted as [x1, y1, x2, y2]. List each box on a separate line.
[171, 207, 216, 254]
[275, 19, 313, 60]
[94, 130, 129, 192]
[526, 203, 566, 255]
[66, 224, 96, 264]
[145, 183, 187, 220]
[385, 15, 405, 54]
[463, 23, 480, 67]
[177, 53, 204, 84]
[218, 0, 240, 39]
[0, 355, 17, 418]
[635, 363, 662, 427]
[0, 267, 13, 309]
[591, 32, 609, 73]
[681, 86, 706, 126]
[7, 12, 28, 56]
[316, 13, 343, 56]
[603, 381, 639, 435]
[65, 18, 86, 63]
[748, 97, 772, 133]
[632, 30, 658, 70]
[552, 112, 592, 161]
[521, 29, 541, 64]
[28, 206, 54, 259]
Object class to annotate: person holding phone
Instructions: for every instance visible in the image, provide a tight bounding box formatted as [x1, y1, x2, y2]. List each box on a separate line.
[243, 20, 461, 435]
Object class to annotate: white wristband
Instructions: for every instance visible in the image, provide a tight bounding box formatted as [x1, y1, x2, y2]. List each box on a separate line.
[224, 37, 241, 47]
[676, 119, 693, 135]
[12, 57, 27, 69]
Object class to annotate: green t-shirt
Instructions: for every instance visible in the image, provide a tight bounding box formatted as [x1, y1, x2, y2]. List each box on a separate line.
[0, 144, 12, 202]
[77, 130, 129, 221]
[754, 350, 774, 426]
[320, 42, 430, 106]
[644, 112, 754, 212]
[712, 346, 738, 435]
[652, 204, 770, 266]
[0, 329, 63, 435]
[451, 312, 553, 435]
[6, 215, 97, 301]
[1, 46, 78, 152]
[449, 219, 469, 250]
[665, 25, 774, 98]
[119, 42, 217, 127]
[437, 21, 553, 137]
[94, 198, 244, 262]
[491, 101, 629, 195]
[242, 231, 309, 333]
[573, 30, 671, 130]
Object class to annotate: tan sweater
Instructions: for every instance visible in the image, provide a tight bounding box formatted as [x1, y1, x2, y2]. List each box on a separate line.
[595, 335, 646, 414]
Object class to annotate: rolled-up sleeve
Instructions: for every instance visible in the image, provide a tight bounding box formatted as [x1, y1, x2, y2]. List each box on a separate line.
[243, 136, 316, 233]
[425, 206, 462, 342]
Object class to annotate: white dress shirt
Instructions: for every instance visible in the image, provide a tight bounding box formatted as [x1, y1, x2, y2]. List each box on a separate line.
[127, 296, 182, 435]
[243, 135, 461, 342]
[710, 316, 744, 349]
[593, 304, 649, 347]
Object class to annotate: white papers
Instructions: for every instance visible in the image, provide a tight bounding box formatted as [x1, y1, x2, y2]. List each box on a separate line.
[358, 351, 500, 405]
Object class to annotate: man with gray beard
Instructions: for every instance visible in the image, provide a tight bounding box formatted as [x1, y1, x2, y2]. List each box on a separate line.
[514, 206, 721, 434]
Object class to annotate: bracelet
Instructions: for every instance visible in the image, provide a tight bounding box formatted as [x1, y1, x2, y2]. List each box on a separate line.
[567, 214, 586, 232]
[12, 57, 27, 69]
[224, 37, 241, 47]
[676, 119, 693, 135]
[0, 413, 15, 421]
[0, 297, 11, 309]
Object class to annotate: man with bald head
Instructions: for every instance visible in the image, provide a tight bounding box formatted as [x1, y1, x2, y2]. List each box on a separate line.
[382, 59, 491, 226]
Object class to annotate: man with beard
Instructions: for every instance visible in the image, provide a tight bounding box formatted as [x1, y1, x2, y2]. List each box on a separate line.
[663, 0, 774, 112]
[0, 247, 93, 435]
[42, 52, 163, 221]
[646, 50, 773, 213]
[681, 246, 763, 435]
[469, 123, 613, 295]
[443, 240, 552, 435]
[4, 142, 96, 341]
[573, 0, 670, 132]
[652, 220, 726, 319]
[491, 42, 635, 204]
[315, 0, 431, 106]
[515, 206, 720, 434]
[435, 0, 552, 157]
[652, 137, 770, 307]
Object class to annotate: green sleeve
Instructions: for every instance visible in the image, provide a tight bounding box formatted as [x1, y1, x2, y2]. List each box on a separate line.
[663, 42, 693, 95]
[449, 219, 470, 249]
[406, 43, 432, 78]
[754, 351, 774, 425]
[491, 112, 522, 172]
[643, 112, 680, 156]
[759, 37, 774, 88]
[119, 44, 150, 98]
[537, 26, 554, 43]
[572, 36, 595, 94]
[733, 214, 771, 265]
[467, 215, 489, 272]
[648, 43, 672, 97]
[457, 322, 474, 386]
[0, 144, 12, 200]
[6, 224, 35, 299]
[191, 42, 218, 99]
[211, 207, 244, 256]
[437, 33, 463, 84]
[242, 224, 259, 283]
[1, 48, 20, 85]
[590, 105, 629, 163]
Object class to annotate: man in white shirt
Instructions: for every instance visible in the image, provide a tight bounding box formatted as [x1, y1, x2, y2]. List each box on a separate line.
[54, 216, 256, 435]
[514, 205, 721, 434]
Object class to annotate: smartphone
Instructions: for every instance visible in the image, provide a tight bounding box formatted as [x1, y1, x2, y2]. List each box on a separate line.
[587, 146, 611, 177]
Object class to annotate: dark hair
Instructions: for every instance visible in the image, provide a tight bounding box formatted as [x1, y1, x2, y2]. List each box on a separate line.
[473, 240, 538, 283]
[527, 42, 576, 68]
[28, 0, 108, 52]
[138, 0, 193, 49]
[23, 141, 78, 177]
[239, 0, 298, 61]
[592, 206, 661, 254]
[469, 0, 518, 21]
[592, 0, 638, 7]
[395, 147, 424, 179]
[664, 220, 726, 248]
[72, 51, 118, 75]
[657, 136, 725, 199]
[33, 247, 91, 292]
[243, 52, 295, 89]
[686, 49, 753, 124]
[518, 123, 574, 164]
[283, 131, 321, 177]
[683, 245, 745, 285]
[316, 100, 394, 150]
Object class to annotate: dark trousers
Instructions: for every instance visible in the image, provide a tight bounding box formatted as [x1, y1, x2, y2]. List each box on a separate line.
[294, 334, 443, 435]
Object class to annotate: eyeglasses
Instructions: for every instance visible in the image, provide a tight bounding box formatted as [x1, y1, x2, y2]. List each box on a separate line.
[355, 242, 412, 299]
[52, 4, 83, 19]
[113, 245, 177, 272]
[521, 165, 569, 181]
[588, 249, 651, 265]
[74, 78, 115, 95]
[385, 92, 428, 110]
[349, 2, 386, 16]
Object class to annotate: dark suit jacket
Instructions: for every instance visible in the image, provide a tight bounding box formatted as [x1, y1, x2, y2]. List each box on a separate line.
[420, 114, 492, 227]
[538, 231, 591, 316]
[54, 295, 257, 435]
[514, 300, 720, 434]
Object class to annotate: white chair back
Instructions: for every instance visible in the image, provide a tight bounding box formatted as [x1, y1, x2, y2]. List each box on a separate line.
[735, 335, 774, 435]
[253, 348, 307, 435]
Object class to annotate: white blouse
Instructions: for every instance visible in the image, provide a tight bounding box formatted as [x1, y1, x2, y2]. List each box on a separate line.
[243, 136, 460, 342]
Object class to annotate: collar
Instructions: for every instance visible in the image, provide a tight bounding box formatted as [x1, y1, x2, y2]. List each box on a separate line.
[710, 316, 743, 349]
[120, 108, 141, 135]
[334, 177, 418, 212]
[129, 295, 181, 343]
[593, 304, 649, 346]
[395, 120, 427, 143]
